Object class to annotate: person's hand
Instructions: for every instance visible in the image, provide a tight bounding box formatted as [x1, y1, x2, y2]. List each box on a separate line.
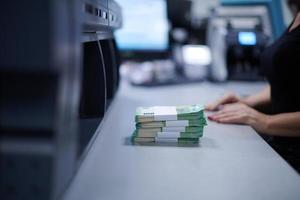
[205, 93, 243, 111]
[208, 103, 268, 132]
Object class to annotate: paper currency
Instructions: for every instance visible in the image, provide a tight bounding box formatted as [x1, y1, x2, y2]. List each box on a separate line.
[132, 104, 207, 144]
[132, 137, 199, 144]
[136, 118, 207, 128]
[133, 130, 203, 138]
[137, 126, 203, 133]
[135, 104, 204, 123]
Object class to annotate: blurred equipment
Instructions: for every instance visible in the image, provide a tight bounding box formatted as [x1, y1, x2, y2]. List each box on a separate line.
[115, 0, 170, 60]
[180, 45, 211, 80]
[120, 60, 176, 86]
[117, 0, 211, 87]
[221, 0, 285, 39]
[166, 0, 212, 82]
[167, 0, 208, 46]
[0, 0, 122, 200]
[207, 5, 272, 81]
[167, 0, 192, 28]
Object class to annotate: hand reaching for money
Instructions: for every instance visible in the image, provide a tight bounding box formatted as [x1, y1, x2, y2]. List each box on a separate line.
[205, 92, 243, 111]
[208, 103, 258, 124]
[207, 103, 268, 133]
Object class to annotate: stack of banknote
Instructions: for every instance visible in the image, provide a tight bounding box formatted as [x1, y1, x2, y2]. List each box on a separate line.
[131, 104, 207, 144]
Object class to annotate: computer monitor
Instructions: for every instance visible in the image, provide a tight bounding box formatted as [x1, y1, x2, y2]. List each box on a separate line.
[238, 31, 257, 45]
[115, 0, 169, 59]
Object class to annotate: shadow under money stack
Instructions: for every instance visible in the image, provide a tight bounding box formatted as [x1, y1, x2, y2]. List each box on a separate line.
[132, 104, 207, 144]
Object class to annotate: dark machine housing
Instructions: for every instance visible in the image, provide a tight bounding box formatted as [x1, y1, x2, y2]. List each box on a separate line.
[0, 1, 122, 200]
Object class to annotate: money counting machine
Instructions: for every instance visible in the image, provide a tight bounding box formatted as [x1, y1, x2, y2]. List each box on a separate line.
[0, 0, 122, 200]
[207, 6, 271, 81]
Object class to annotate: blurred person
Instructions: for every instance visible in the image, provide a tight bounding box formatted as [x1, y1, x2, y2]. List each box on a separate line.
[206, 0, 300, 172]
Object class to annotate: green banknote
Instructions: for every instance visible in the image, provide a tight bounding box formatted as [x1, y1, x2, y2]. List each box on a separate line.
[135, 104, 205, 123]
[136, 118, 207, 128]
[131, 136, 199, 144]
[136, 126, 203, 134]
[134, 131, 203, 138]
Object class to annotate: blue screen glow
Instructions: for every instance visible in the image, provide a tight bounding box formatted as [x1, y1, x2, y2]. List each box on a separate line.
[115, 0, 169, 51]
[238, 32, 257, 46]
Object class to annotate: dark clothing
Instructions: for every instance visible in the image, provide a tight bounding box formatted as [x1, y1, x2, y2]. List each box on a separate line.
[261, 23, 300, 114]
[260, 21, 300, 173]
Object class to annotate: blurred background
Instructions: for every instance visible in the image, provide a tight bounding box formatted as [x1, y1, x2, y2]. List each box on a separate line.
[0, 0, 295, 200]
[116, 0, 292, 85]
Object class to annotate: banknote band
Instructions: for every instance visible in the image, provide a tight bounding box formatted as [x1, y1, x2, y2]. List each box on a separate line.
[165, 120, 189, 127]
[153, 106, 177, 121]
[162, 127, 186, 132]
[157, 132, 181, 138]
[155, 138, 178, 143]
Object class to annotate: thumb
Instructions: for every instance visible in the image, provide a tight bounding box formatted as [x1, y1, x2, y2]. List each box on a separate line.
[205, 102, 219, 111]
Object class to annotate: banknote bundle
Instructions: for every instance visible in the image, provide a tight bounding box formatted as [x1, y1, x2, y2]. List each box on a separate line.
[131, 104, 207, 144]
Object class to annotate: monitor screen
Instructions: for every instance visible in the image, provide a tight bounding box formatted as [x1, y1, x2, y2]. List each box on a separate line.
[238, 32, 256, 46]
[115, 0, 169, 51]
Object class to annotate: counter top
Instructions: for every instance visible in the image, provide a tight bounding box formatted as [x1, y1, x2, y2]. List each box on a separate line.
[63, 81, 300, 200]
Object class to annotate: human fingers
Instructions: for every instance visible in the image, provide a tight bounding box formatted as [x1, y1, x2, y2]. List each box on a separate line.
[221, 102, 246, 112]
[216, 114, 246, 124]
[205, 93, 239, 111]
[209, 112, 237, 121]
[208, 111, 238, 121]
[208, 105, 239, 121]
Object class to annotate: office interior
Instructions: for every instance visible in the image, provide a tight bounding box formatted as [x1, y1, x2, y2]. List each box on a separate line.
[0, 0, 300, 200]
